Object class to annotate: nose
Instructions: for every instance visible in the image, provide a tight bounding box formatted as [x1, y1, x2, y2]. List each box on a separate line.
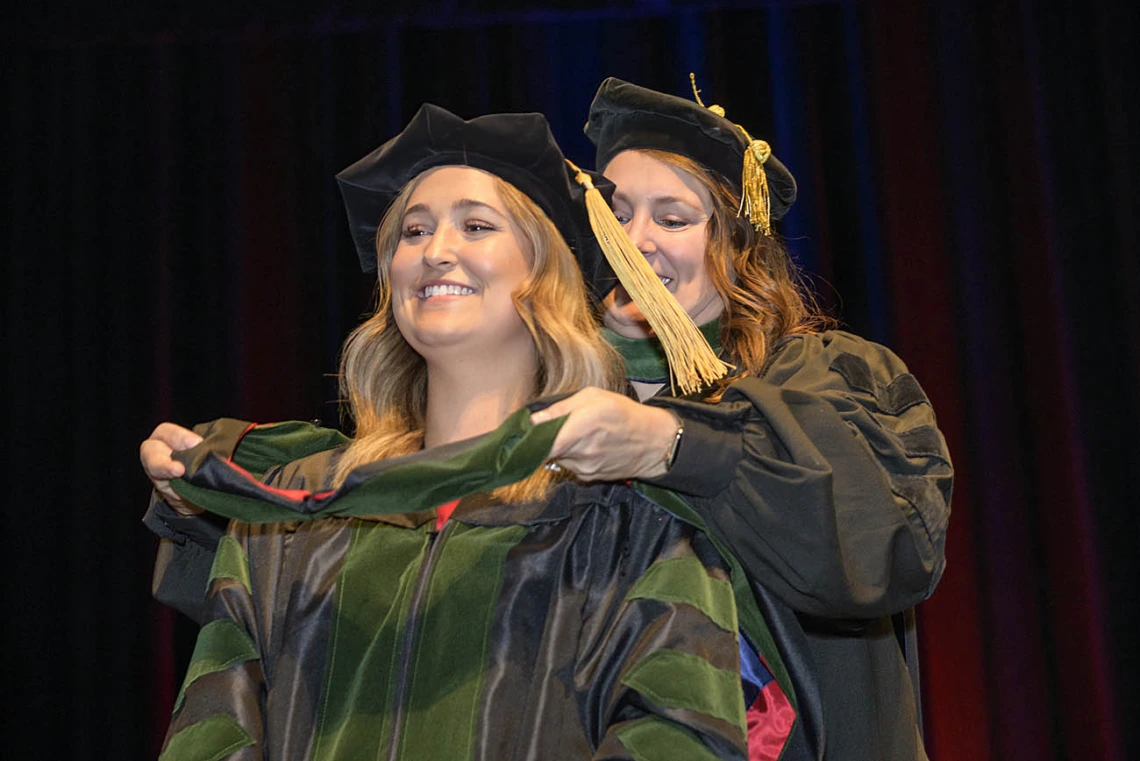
[624, 212, 657, 258]
[421, 224, 458, 269]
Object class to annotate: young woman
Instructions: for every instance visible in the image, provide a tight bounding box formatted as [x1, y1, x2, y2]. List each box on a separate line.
[152, 105, 765, 761]
[529, 78, 951, 761]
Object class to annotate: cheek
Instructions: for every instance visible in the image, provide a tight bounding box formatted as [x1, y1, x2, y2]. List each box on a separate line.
[387, 249, 420, 330]
[673, 231, 711, 281]
[388, 247, 417, 290]
[472, 244, 531, 293]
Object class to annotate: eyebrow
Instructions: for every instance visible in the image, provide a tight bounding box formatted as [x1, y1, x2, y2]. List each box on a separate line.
[404, 198, 505, 217]
[611, 191, 702, 210]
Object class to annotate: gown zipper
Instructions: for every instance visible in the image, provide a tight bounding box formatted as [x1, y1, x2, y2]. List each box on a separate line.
[385, 518, 453, 761]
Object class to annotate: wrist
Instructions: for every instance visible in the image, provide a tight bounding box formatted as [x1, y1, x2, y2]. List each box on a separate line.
[661, 409, 684, 472]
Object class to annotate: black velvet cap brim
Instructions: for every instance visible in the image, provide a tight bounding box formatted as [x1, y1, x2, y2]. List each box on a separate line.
[335, 103, 618, 301]
[584, 77, 797, 220]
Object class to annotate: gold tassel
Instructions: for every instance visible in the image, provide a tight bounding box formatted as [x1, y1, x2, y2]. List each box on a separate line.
[690, 73, 773, 234]
[738, 131, 772, 235]
[566, 159, 731, 395]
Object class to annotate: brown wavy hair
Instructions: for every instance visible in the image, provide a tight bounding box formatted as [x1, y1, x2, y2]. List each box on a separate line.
[333, 169, 624, 501]
[632, 149, 832, 393]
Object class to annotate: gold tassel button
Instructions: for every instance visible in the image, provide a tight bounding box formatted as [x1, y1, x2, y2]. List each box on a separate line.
[566, 159, 730, 394]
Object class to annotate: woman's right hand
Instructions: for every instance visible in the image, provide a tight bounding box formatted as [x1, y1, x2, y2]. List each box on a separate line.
[140, 423, 204, 515]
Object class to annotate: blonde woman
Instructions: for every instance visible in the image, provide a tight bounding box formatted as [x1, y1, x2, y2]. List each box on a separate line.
[151, 106, 781, 761]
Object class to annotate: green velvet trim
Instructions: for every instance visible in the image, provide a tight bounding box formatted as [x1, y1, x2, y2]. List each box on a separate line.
[615, 714, 726, 761]
[621, 649, 745, 731]
[170, 406, 566, 524]
[625, 556, 737, 633]
[603, 319, 721, 382]
[207, 535, 251, 595]
[174, 620, 259, 712]
[231, 420, 350, 479]
[159, 714, 254, 761]
[633, 483, 799, 723]
[311, 521, 431, 761]
[397, 523, 528, 759]
[311, 521, 527, 761]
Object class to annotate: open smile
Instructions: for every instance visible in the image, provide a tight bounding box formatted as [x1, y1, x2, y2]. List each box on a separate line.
[417, 283, 476, 299]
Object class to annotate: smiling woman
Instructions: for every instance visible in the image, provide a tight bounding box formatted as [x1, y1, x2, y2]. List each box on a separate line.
[538, 76, 953, 761]
[330, 141, 628, 501]
[602, 150, 722, 339]
[389, 168, 534, 361]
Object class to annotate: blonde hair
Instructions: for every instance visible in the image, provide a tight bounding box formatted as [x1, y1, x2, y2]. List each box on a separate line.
[633, 149, 832, 395]
[334, 170, 624, 502]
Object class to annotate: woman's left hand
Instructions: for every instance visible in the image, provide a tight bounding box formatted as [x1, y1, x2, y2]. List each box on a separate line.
[530, 387, 681, 482]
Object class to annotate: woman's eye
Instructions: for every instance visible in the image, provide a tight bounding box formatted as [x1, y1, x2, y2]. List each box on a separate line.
[613, 213, 632, 225]
[402, 224, 430, 238]
[657, 217, 689, 229]
[464, 219, 498, 233]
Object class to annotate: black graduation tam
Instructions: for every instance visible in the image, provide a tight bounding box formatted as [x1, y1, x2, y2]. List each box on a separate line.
[584, 77, 797, 224]
[336, 103, 618, 300]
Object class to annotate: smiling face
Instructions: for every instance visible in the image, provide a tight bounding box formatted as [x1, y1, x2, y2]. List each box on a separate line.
[388, 166, 534, 362]
[601, 149, 724, 338]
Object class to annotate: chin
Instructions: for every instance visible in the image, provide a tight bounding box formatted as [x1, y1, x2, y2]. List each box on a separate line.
[604, 307, 654, 339]
[408, 328, 472, 350]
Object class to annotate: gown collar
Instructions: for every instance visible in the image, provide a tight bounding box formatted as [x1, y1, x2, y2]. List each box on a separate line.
[603, 319, 722, 383]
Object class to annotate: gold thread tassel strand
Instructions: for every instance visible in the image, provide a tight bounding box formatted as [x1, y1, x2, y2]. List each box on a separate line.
[739, 136, 772, 235]
[566, 159, 731, 394]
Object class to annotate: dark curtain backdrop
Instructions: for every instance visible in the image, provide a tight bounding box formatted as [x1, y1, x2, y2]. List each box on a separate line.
[3, 1, 1136, 759]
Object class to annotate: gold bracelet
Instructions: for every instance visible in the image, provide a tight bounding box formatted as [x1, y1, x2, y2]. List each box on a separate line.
[663, 410, 684, 471]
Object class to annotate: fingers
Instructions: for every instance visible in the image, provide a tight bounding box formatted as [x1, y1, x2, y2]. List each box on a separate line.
[139, 438, 185, 480]
[543, 405, 625, 479]
[150, 422, 203, 451]
[539, 397, 679, 482]
[544, 408, 588, 462]
[140, 422, 205, 515]
[530, 397, 577, 426]
[140, 422, 201, 481]
[530, 386, 619, 425]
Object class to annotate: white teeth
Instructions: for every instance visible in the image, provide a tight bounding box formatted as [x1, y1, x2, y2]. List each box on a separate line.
[420, 284, 475, 298]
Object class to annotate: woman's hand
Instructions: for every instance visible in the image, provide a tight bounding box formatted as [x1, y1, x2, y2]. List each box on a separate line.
[140, 423, 204, 515]
[530, 387, 681, 482]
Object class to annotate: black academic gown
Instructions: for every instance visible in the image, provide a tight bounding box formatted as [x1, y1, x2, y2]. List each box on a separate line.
[643, 330, 951, 761]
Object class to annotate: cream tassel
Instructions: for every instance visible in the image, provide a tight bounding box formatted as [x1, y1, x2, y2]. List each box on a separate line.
[566, 159, 731, 394]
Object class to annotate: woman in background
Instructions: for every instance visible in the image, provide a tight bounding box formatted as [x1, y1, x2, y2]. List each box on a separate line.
[531, 77, 951, 760]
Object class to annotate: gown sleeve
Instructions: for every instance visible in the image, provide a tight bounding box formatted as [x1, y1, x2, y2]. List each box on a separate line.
[144, 419, 253, 625]
[580, 510, 749, 761]
[644, 330, 952, 619]
[145, 495, 228, 625]
[158, 518, 267, 760]
[144, 418, 348, 624]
